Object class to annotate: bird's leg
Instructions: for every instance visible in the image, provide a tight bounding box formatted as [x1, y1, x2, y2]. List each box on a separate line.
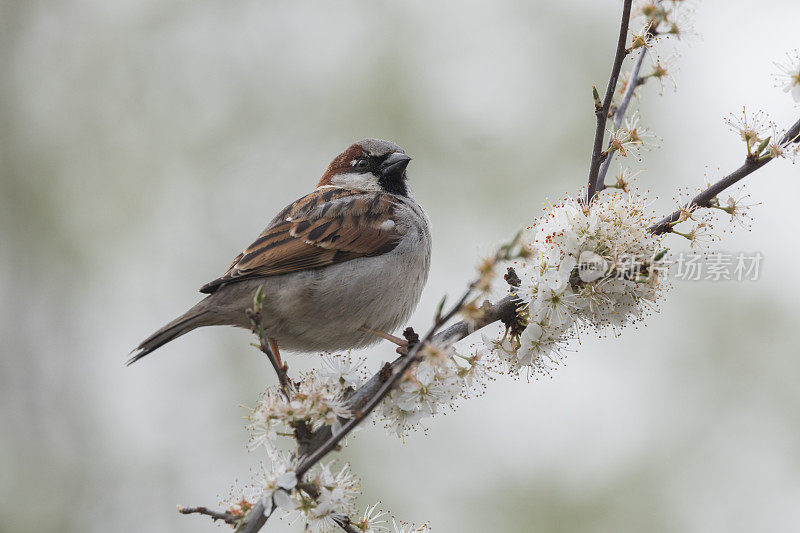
[359, 326, 409, 355]
[358, 326, 408, 347]
[268, 337, 287, 371]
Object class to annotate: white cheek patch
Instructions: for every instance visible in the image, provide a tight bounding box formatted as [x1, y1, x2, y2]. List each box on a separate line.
[331, 172, 382, 191]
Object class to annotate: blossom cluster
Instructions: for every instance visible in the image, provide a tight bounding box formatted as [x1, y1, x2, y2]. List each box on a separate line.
[251, 454, 429, 533]
[380, 341, 494, 438]
[489, 190, 668, 375]
[255, 456, 361, 532]
[247, 369, 352, 454]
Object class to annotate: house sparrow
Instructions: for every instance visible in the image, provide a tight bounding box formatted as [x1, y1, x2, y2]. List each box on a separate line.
[129, 139, 431, 365]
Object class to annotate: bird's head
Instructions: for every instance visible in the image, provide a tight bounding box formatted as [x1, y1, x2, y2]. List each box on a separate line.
[318, 138, 412, 196]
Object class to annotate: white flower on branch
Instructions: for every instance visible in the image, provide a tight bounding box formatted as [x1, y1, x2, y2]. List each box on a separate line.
[531, 282, 580, 328]
[257, 453, 299, 516]
[514, 321, 571, 375]
[634, 0, 696, 38]
[452, 345, 496, 395]
[765, 125, 800, 163]
[628, 23, 659, 53]
[247, 374, 351, 454]
[380, 397, 425, 437]
[301, 462, 361, 531]
[606, 112, 657, 157]
[725, 107, 771, 157]
[419, 340, 455, 371]
[709, 187, 760, 231]
[607, 167, 641, 192]
[381, 354, 466, 437]
[395, 361, 461, 415]
[672, 221, 718, 251]
[354, 503, 388, 533]
[646, 54, 678, 93]
[320, 353, 365, 389]
[633, 0, 665, 22]
[660, 2, 697, 40]
[263, 461, 362, 533]
[774, 50, 800, 103]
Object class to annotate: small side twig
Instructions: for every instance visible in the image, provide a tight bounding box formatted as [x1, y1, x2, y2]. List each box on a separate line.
[649, 116, 800, 234]
[596, 43, 650, 192]
[178, 506, 239, 526]
[246, 286, 292, 397]
[586, 0, 634, 203]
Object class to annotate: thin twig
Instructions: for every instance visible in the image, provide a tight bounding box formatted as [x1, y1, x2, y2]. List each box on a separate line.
[649, 116, 800, 234]
[178, 506, 239, 525]
[596, 45, 649, 192]
[586, 0, 634, 203]
[259, 340, 292, 398]
[247, 293, 292, 398]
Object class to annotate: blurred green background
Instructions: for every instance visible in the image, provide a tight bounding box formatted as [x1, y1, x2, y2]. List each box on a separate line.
[2, 1, 799, 531]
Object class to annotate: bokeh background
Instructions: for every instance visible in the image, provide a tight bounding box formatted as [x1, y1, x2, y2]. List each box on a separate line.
[2, 1, 799, 531]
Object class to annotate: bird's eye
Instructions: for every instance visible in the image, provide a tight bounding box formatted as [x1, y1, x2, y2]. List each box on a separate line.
[354, 158, 369, 170]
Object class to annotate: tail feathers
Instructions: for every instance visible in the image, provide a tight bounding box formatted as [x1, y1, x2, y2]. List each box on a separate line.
[128, 307, 214, 366]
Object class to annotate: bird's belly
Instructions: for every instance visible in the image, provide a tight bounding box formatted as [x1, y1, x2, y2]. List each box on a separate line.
[258, 246, 430, 353]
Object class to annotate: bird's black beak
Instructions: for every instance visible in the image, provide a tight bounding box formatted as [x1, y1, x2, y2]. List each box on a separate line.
[379, 152, 412, 180]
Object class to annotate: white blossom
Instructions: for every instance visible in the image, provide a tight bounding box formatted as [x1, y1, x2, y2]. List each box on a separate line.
[247, 373, 351, 454]
[395, 361, 461, 415]
[606, 112, 657, 157]
[515, 321, 570, 374]
[275, 461, 361, 532]
[355, 503, 388, 532]
[775, 50, 800, 103]
[765, 125, 800, 163]
[725, 107, 771, 155]
[258, 453, 299, 516]
[381, 356, 464, 437]
[320, 353, 365, 388]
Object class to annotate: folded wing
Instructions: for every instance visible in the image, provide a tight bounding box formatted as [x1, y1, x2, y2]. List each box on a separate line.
[199, 188, 401, 294]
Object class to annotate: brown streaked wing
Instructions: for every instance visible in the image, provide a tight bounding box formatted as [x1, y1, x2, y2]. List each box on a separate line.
[199, 188, 401, 294]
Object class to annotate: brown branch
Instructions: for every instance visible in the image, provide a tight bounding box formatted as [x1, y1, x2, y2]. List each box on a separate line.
[238, 503, 268, 533]
[596, 45, 649, 192]
[178, 506, 239, 526]
[649, 116, 800, 234]
[586, 0, 634, 203]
